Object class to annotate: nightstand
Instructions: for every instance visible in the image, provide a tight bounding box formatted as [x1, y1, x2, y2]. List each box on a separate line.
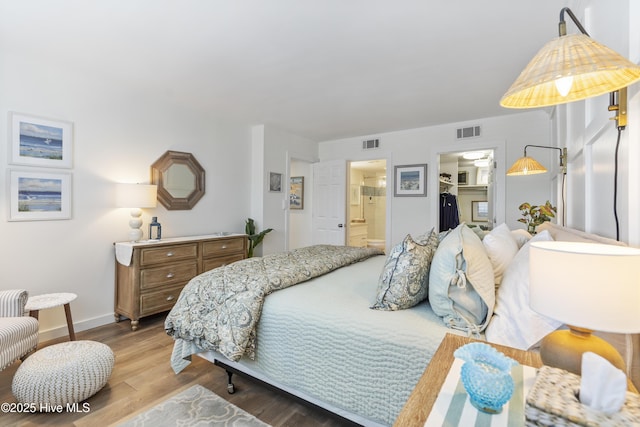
[394, 333, 543, 427]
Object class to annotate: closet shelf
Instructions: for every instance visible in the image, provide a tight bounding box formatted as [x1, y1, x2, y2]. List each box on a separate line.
[458, 184, 487, 190]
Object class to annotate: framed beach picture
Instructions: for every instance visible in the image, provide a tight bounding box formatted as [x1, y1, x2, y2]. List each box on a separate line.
[269, 172, 282, 192]
[289, 176, 304, 209]
[9, 112, 73, 168]
[8, 169, 72, 221]
[394, 164, 427, 197]
[472, 201, 489, 222]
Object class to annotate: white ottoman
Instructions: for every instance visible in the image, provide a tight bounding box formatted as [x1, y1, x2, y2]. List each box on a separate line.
[12, 340, 114, 407]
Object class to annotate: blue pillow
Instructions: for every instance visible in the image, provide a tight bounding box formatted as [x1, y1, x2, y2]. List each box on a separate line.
[428, 224, 495, 332]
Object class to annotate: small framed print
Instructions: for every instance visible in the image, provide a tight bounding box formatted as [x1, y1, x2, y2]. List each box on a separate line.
[8, 169, 72, 221]
[289, 176, 304, 209]
[269, 172, 282, 192]
[472, 201, 489, 222]
[9, 112, 73, 168]
[394, 164, 427, 197]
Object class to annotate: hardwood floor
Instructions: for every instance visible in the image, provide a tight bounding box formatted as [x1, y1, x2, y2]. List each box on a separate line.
[0, 314, 352, 427]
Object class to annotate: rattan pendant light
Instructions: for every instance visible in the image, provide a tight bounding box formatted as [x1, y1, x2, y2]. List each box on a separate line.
[500, 8, 640, 109]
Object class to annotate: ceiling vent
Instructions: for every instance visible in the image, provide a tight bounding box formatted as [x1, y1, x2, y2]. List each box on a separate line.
[456, 125, 481, 139]
[362, 138, 380, 150]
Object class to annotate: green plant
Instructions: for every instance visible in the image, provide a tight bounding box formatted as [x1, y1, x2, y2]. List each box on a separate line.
[245, 218, 273, 258]
[518, 201, 556, 233]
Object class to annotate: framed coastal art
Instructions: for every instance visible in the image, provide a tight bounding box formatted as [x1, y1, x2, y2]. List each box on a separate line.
[394, 164, 427, 197]
[9, 112, 73, 169]
[289, 176, 304, 209]
[8, 169, 72, 221]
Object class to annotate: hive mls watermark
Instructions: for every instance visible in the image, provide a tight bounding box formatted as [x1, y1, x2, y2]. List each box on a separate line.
[1, 402, 90, 413]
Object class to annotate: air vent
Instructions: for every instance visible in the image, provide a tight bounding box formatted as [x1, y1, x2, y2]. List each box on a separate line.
[456, 126, 481, 139]
[362, 138, 380, 150]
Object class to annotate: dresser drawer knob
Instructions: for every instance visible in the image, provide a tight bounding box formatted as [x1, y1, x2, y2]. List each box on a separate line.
[166, 272, 175, 278]
[221, 245, 227, 249]
[166, 295, 175, 301]
[166, 252, 174, 257]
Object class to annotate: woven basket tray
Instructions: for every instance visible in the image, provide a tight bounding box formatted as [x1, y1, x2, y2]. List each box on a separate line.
[525, 365, 640, 427]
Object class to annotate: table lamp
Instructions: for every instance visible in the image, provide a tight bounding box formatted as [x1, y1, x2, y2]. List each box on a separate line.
[529, 241, 640, 375]
[116, 183, 157, 242]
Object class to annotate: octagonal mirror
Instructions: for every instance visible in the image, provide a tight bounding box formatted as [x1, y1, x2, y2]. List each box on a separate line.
[151, 150, 205, 210]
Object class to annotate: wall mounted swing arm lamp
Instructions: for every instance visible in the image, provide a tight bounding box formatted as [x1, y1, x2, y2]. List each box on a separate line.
[500, 7, 640, 130]
[507, 145, 567, 176]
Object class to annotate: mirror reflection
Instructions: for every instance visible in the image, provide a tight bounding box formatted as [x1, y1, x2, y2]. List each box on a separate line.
[151, 150, 205, 210]
[163, 164, 196, 198]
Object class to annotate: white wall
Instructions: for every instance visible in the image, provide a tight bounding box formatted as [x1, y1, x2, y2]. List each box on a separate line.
[562, 0, 640, 245]
[288, 158, 313, 250]
[0, 48, 252, 340]
[251, 125, 318, 256]
[319, 111, 553, 246]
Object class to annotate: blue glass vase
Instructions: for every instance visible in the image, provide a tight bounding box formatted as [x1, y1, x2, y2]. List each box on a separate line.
[454, 342, 518, 414]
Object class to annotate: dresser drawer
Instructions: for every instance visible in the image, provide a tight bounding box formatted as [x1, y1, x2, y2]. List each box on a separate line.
[202, 237, 245, 258]
[203, 253, 245, 272]
[140, 285, 184, 315]
[140, 243, 198, 266]
[140, 261, 198, 290]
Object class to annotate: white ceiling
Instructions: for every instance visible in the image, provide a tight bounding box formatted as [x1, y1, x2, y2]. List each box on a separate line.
[1, 1, 567, 142]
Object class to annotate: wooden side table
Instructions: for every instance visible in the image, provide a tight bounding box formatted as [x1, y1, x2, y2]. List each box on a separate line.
[394, 333, 542, 427]
[25, 292, 77, 341]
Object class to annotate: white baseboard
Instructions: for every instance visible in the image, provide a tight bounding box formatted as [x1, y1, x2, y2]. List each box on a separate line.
[37, 313, 115, 342]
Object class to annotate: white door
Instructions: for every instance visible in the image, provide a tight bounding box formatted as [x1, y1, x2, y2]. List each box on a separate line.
[312, 159, 347, 245]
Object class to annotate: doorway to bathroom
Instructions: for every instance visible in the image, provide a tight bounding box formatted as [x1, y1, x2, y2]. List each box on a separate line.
[348, 159, 387, 253]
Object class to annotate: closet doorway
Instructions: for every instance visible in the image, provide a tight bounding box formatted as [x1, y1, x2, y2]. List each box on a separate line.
[348, 159, 387, 252]
[438, 150, 495, 232]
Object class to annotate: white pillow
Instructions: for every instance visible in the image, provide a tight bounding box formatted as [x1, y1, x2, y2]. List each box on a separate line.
[428, 223, 495, 333]
[485, 230, 562, 350]
[510, 229, 532, 248]
[482, 223, 519, 286]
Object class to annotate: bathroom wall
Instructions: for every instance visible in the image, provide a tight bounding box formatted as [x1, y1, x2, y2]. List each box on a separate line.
[361, 173, 386, 240]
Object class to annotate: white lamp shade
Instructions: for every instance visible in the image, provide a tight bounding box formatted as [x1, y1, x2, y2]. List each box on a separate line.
[529, 241, 640, 334]
[116, 184, 158, 208]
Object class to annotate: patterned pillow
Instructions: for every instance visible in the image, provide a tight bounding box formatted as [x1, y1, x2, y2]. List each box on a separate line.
[371, 230, 439, 311]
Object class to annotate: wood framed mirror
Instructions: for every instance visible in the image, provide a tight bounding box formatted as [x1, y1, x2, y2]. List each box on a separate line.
[151, 150, 205, 210]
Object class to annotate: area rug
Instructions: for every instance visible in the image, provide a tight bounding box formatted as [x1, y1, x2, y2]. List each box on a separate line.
[116, 384, 271, 427]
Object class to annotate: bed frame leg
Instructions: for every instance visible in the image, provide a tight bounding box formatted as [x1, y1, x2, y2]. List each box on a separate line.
[226, 370, 236, 394]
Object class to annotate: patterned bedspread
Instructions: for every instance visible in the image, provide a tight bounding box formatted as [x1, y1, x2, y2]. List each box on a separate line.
[165, 245, 382, 369]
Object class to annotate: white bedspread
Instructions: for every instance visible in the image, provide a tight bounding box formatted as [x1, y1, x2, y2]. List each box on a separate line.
[228, 255, 462, 426]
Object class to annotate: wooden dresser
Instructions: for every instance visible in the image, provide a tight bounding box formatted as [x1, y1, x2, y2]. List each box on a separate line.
[114, 234, 247, 330]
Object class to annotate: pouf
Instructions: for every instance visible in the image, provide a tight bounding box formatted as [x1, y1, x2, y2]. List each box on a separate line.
[12, 340, 114, 407]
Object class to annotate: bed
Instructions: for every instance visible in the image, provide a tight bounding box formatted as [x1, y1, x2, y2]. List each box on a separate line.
[165, 222, 636, 426]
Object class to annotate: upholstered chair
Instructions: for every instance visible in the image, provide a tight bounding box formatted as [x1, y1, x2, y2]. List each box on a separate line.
[0, 289, 39, 371]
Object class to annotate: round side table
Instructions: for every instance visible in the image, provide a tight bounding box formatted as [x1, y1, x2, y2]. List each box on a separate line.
[25, 293, 77, 341]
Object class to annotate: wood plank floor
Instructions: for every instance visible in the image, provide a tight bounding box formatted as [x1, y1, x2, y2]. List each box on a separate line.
[0, 314, 353, 427]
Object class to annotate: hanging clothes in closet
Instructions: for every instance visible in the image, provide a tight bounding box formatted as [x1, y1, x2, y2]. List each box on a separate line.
[439, 192, 460, 232]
